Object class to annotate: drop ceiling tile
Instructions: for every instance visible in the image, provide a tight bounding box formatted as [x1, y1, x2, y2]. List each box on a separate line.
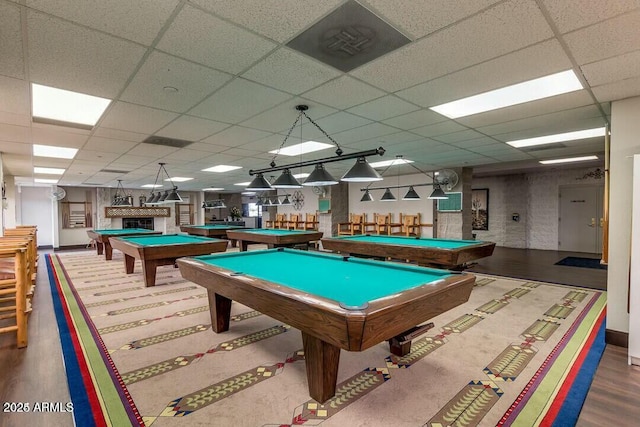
[188, 78, 292, 123]
[74, 150, 121, 162]
[240, 100, 336, 133]
[192, 0, 342, 43]
[160, 148, 214, 163]
[302, 76, 386, 110]
[449, 136, 504, 149]
[397, 39, 572, 108]
[121, 51, 233, 113]
[0, 123, 30, 144]
[0, 76, 30, 116]
[187, 142, 230, 153]
[31, 127, 89, 147]
[156, 4, 277, 74]
[346, 96, 420, 121]
[0, 2, 25, 79]
[591, 76, 640, 103]
[27, 10, 146, 99]
[110, 155, 157, 167]
[330, 122, 399, 144]
[351, 0, 553, 92]
[366, 0, 500, 38]
[432, 130, 486, 144]
[412, 121, 467, 138]
[0, 111, 30, 128]
[492, 117, 607, 143]
[314, 111, 374, 135]
[26, 0, 180, 45]
[99, 102, 179, 134]
[126, 143, 180, 157]
[92, 128, 148, 143]
[0, 141, 32, 156]
[564, 10, 640, 65]
[381, 109, 446, 130]
[242, 48, 341, 94]
[581, 50, 640, 87]
[201, 126, 272, 147]
[156, 115, 230, 142]
[541, 0, 640, 34]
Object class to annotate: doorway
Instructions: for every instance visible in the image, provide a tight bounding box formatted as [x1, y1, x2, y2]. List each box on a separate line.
[558, 184, 604, 253]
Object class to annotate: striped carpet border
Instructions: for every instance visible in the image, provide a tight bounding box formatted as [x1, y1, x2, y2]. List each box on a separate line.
[47, 254, 143, 427]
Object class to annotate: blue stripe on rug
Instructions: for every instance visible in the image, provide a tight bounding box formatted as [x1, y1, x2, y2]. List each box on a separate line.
[552, 317, 606, 427]
[46, 254, 96, 427]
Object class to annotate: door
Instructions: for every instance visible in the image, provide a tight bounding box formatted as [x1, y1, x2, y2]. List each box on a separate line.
[559, 185, 604, 253]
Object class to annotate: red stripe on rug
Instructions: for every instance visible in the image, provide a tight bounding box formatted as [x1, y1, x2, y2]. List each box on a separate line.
[51, 259, 108, 427]
[539, 307, 606, 426]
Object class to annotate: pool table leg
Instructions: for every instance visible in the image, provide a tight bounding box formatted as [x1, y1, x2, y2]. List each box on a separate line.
[239, 240, 248, 252]
[95, 241, 104, 256]
[141, 260, 157, 287]
[104, 242, 113, 260]
[302, 332, 341, 403]
[123, 254, 136, 274]
[207, 290, 232, 332]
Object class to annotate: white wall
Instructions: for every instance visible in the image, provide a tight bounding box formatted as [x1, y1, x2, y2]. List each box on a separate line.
[19, 186, 55, 247]
[630, 155, 640, 365]
[608, 96, 640, 335]
[472, 166, 605, 249]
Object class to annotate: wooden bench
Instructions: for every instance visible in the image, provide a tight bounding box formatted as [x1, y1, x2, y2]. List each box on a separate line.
[0, 244, 31, 348]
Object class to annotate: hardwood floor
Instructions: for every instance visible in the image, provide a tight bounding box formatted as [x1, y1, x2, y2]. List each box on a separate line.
[0, 247, 637, 427]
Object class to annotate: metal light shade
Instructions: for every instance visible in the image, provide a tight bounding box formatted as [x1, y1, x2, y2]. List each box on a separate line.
[213, 199, 226, 208]
[119, 197, 132, 207]
[341, 157, 383, 182]
[360, 189, 373, 202]
[271, 169, 302, 188]
[164, 187, 182, 202]
[256, 198, 263, 206]
[146, 192, 158, 204]
[281, 195, 291, 205]
[402, 186, 420, 200]
[158, 190, 169, 203]
[303, 164, 339, 186]
[380, 188, 396, 201]
[428, 186, 448, 199]
[246, 173, 273, 191]
[202, 201, 207, 208]
[271, 198, 280, 205]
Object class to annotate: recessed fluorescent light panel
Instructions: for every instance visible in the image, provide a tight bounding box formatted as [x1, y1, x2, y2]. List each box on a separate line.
[165, 177, 193, 182]
[430, 70, 583, 119]
[34, 178, 59, 184]
[506, 127, 606, 148]
[31, 83, 111, 126]
[203, 187, 224, 191]
[202, 165, 242, 173]
[142, 184, 163, 188]
[269, 141, 334, 156]
[34, 167, 65, 175]
[369, 158, 414, 168]
[33, 144, 78, 159]
[539, 155, 598, 165]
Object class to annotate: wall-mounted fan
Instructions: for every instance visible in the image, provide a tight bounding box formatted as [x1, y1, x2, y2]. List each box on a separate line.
[312, 186, 326, 197]
[50, 187, 67, 200]
[435, 169, 459, 191]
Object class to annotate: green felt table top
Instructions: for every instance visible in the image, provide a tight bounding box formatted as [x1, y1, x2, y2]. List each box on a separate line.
[117, 234, 221, 246]
[330, 234, 483, 249]
[192, 248, 455, 308]
[232, 229, 318, 236]
[91, 228, 158, 235]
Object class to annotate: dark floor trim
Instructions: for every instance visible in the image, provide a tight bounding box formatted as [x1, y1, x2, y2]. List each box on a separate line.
[605, 329, 628, 348]
[54, 245, 92, 252]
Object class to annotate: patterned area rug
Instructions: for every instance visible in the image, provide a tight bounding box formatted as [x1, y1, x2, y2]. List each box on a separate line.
[46, 250, 606, 427]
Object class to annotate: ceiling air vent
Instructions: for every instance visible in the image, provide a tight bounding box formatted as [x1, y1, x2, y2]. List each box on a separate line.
[286, 0, 411, 72]
[142, 135, 193, 148]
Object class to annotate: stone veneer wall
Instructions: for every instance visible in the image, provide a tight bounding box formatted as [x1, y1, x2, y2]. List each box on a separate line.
[472, 166, 604, 250]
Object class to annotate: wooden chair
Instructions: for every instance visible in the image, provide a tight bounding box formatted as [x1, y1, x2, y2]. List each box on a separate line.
[287, 214, 303, 230]
[0, 243, 31, 348]
[338, 213, 366, 236]
[302, 213, 319, 231]
[373, 213, 393, 235]
[266, 213, 287, 229]
[390, 213, 422, 237]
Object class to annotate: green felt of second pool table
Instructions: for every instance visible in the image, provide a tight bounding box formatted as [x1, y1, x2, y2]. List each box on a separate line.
[110, 234, 228, 287]
[321, 234, 496, 269]
[177, 248, 475, 403]
[225, 228, 323, 251]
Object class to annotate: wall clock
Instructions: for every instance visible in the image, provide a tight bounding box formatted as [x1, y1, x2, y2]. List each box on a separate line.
[292, 190, 304, 210]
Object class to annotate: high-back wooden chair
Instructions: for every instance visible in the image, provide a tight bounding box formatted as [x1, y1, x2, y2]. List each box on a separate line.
[389, 213, 422, 237]
[338, 213, 366, 235]
[303, 213, 319, 231]
[287, 214, 303, 229]
[373, 213, 392, 235]
[266, 213, 287, 228]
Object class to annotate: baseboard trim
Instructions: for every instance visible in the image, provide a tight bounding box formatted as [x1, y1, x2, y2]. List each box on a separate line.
[605, 329, 629, 348]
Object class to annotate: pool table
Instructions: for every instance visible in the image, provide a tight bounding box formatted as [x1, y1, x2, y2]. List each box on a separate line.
[109, 234, 228, 287]
[86, 228, 162, 260]
[321, 234, 496, 269]
[225, 228, 323, 251]
[177, 248, 475, 403]
[179, 224, 245, 247]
